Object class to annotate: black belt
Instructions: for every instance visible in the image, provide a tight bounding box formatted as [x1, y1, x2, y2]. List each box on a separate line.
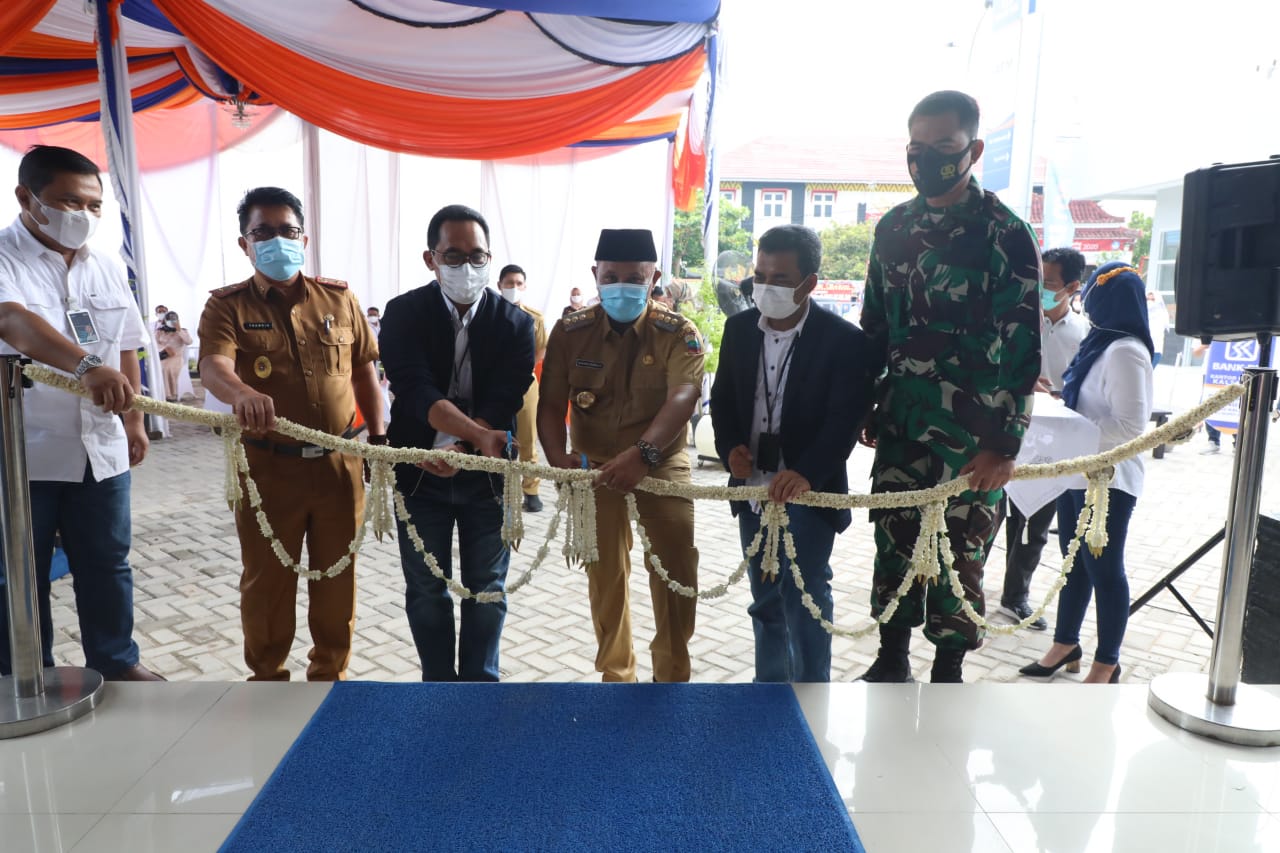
[243, 426, 360, 458]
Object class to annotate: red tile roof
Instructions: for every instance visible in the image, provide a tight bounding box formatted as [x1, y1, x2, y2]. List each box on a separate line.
[1029, 193, 1126, 224]
[1032, 226, 1140, 241]
[719, 136, 911, 185]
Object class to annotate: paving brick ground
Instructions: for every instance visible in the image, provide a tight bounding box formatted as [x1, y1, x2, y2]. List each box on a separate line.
[44, 388, 1280, 686]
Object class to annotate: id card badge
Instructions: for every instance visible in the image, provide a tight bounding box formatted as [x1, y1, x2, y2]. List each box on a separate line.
[67, 310, 99, 345]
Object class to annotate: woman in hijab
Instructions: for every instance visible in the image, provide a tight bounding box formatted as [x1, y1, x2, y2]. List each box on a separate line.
[1019, 262, 1154, 684]
[155, 310, 193, 402]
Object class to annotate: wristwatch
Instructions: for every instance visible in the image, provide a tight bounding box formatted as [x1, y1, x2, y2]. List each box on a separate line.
[635, 439, 661, 468]
[366, 434, 389, 446]
[73, 354, 104, 379]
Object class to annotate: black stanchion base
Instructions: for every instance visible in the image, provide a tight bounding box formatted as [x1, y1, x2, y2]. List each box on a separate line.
[0, 666, 104, 739]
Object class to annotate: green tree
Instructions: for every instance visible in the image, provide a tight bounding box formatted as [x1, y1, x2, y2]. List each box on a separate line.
[818, 221, 874, 279]
[1129, 210, 1153, 265]
[682, 275, 726, 373]
[671, 189, 751, 277]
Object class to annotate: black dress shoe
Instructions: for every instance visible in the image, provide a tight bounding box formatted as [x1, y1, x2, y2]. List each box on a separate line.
[1018, 645, 1082, 679]
[1109, 664, 1122, 684]
[522, 494, 543, 512]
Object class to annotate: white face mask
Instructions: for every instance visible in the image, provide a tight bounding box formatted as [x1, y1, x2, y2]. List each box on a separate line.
[500, 287, 522, 305]
[28, 195, 98, 250]
[437, 262, 490, 305]
[753, 283, 803, 320]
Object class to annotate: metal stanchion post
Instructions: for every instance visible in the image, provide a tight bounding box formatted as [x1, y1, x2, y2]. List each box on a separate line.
[0, 355, 103, 739]
[1149, 366, 1280, 746]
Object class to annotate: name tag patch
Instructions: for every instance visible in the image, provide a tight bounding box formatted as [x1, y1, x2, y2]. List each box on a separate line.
[574, 359, 604, 370]
[243, 321, 274, 331]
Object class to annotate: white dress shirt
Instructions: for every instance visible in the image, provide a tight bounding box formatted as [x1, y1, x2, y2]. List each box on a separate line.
[746, 302, 810, 492]
[433, 293, 479, 449]
[1069, 337, 1153, 497]
[1041, 309, 1088, 391]
[0, 218, 147, 482]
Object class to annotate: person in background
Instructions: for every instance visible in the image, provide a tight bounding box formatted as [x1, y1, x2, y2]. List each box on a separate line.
[497, 263, 548, 512]
[155, 310, 192, 402]
[153, 304, 169, 333]
[997, 247, 1088, 631]
[366, 306, 381, 336]
[1019, 262, 1154, 684]
[0, 144, 160, 681]
[711, 224, 878, 682]
[562, 287, 585, 317]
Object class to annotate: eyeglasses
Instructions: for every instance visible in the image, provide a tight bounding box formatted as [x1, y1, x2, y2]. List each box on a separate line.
[432, 249, 492, 269]
[244, 225, 304, 242]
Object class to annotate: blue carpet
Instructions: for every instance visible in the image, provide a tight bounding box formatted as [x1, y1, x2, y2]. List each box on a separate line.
[220, 682, 863, 853]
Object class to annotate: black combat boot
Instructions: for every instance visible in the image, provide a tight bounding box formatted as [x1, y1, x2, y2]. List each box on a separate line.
[858, 625, 915, 683]
[930, 647, 966, 683]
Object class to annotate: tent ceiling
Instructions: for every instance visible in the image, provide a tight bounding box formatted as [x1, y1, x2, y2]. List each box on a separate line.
[1, 0, 716, 169]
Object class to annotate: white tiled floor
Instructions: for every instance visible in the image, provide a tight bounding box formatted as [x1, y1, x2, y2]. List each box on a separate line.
[2, 682, 1278, 852]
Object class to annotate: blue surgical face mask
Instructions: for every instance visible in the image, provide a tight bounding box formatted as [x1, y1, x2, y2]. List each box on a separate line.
[1041, 289, 1062, 312]
[598, 283, 649, 323]
[251, 236, 305, 282]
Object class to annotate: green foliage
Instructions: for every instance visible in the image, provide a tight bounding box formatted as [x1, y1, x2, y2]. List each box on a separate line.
[672, 189, 751, 277]
[1128, 210, 1153, 265]
[817, 220, 874, 280]
[681, 275, 726, 374]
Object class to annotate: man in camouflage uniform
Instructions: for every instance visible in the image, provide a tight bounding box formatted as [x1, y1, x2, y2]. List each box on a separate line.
[859, 90, 1042, 683]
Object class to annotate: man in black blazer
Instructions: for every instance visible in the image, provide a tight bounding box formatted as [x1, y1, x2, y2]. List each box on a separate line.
[378, 204, 534, 681]
[710, 225, 878, 682]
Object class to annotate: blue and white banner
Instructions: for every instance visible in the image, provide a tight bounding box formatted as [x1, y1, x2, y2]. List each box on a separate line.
[1203, 339, 1273, 434]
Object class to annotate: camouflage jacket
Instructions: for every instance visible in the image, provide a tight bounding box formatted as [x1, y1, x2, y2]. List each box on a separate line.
[860, 177, 1042, 471]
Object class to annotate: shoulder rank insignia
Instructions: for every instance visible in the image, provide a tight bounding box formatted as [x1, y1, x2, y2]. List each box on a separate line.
[313, 276, 349, 290]
[561, 306, 597, 332]
[649, 307, 684, 333]
[209, 281, 250, 298]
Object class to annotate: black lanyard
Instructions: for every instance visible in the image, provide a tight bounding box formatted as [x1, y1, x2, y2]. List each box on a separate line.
[760, 335, 798, 434]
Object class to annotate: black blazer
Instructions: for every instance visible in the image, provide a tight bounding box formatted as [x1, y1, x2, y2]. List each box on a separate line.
[379, 283, 534, 495]
[709, 302, 880, 532]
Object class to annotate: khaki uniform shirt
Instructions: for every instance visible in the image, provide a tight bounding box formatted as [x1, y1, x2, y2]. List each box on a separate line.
[541, 301, 704, 462]
[519, 303, 548, 359]
[198, 274, 378, 438]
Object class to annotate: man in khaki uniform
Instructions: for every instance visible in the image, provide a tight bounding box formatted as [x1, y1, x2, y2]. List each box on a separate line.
[198, 186, 385, 682]
[498, 263, 548, 512]
[538, 229, 703, 682]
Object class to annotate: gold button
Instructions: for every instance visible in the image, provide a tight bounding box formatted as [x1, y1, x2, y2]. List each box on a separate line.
[299, 339, 306, 346]
[642, 354, 655, 366]
[305, 369, 313, 376]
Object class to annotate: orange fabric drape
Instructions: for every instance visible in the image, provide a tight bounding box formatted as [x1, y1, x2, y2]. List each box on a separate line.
[0, 68, 191, 130]
[0, 0, 58, 55]
[153, 0, 706, 159]
[4, 30, 162, 60]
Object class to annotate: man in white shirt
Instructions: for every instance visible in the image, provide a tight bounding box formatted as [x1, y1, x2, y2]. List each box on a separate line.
[0, 145, 161, 680]
[710, 225, 878, 681]
[998, 247, 1088, 629]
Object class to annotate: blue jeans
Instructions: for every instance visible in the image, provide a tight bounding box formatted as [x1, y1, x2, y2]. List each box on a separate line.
[396, 477, 509, 681]
[0, 466, 139, 676]
[738, 504, 835, 682]
[1054, 488, 1136, 666]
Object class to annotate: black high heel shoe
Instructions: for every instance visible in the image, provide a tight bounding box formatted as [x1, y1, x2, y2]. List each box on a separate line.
[1018, 645, 1083, 678]
[1109, 664, 1122, 684]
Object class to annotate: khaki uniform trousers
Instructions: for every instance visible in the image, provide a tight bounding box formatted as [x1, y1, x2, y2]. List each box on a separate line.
[516, 380, 540, 496]
[235, 446, 364, 681]
[587, 454, 698, 682]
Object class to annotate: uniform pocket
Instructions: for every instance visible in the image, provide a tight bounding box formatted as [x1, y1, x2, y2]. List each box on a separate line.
[86, 290, 132, 344]
[320, 325, 353, 376]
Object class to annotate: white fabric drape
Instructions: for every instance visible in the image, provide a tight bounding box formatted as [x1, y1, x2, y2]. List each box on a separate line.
[527, 13, 706, 64]
[0, 62, 179, 116]
[196, 0, 697, 98]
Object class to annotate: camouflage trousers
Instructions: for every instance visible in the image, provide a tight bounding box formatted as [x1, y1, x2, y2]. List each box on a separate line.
[870, 439, 1004, 651]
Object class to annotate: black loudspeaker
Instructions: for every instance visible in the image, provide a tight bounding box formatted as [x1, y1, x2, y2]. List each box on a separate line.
[1175, 157, 1280, 340]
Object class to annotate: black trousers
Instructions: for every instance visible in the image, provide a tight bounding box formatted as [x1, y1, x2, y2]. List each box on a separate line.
[1001, 498, 1057, 608]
